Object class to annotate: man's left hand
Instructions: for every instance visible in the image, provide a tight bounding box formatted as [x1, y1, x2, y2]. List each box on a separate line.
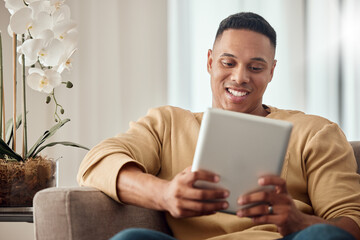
[236, 175, 309, 236]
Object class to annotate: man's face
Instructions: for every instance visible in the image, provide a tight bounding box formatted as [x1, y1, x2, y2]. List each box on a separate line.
[207, 29, 276, 116]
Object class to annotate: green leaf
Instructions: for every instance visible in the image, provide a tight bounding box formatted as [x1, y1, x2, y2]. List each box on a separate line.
[5, 114, 23, 145]
[32, 141, 89, 158]
[26, 119, 70, 158]
[0, 138, 23, 162]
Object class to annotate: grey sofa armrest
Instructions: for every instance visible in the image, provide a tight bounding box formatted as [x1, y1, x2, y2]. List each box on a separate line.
[33, 187, 172, 240]
[350, 141, 360, 174]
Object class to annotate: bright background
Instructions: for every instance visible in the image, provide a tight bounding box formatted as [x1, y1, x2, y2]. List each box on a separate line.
[0, 0, 359, 239]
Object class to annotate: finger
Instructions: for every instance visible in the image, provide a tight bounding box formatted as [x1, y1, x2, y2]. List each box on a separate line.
[236, 203, 270, 218]
[172, 208, 216, 218]
[238, 189, 273, 205]
[258, 175, 287, 194]
[190, 169, 221, 183]
[238, 190, 291, 208]
[184, 166, 218, 179]
[250, 210, 290, 226]
[183, 187, 229, 201]
[243, 204, 293, 226]
[176, 198, 229, 214]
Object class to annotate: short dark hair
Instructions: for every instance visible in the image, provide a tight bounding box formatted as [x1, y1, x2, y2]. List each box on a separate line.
[215, 12, 277, 49]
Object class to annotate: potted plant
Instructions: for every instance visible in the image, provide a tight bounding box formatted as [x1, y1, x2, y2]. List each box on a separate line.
[0, 0, 88, 207]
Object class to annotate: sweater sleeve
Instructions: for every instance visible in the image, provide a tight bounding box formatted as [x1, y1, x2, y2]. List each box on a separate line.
[304, 122, 360, 227]
[77, 107, 167, 202]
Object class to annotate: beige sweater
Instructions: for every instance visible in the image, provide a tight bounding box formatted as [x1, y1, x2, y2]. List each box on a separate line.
[77, 105, 360, 240]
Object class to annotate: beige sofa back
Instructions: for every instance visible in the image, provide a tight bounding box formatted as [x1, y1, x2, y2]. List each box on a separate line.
[350, 141, 360, 174]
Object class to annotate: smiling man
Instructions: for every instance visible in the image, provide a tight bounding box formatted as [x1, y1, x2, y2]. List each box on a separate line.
[208, 29, 276, 116]
[78, 12, 360, 240]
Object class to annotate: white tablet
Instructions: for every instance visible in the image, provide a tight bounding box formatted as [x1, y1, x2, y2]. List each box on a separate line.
[191, 108, 293, 214]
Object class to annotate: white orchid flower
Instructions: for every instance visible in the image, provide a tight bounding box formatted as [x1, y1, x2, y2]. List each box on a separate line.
[4, 0, 77, 124]
[52, 28, 77, 73]
[49, 0, 66, 12]
[27, 68, 61, 94]
[28, 0, 52, 16]
[18, 38, 43, 66]
[26, 0, 47, 4]
[18, 29, 52, 66]
[35, 28, 55, 47]
[53, 20, 76, 41]
[55, 47, 76, 73]
[52, 3, 70, 21]
[9, 7, 32, 35]
[29, 11, 52, 38]
[51, 4, 76, 42]
[38, 38, 65, 66]
[30, 3, 75, 41]
[8, 1, 52, 36]
[4, 0, 25, 15]
[19, 29, 65, 67]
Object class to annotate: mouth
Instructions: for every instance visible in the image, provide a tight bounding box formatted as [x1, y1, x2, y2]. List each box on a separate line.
[226, 88, 249, 97]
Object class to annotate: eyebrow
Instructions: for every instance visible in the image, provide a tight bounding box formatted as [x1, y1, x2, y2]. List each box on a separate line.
[219, 53, 268, 64]
[220, 53, 236, 58]
[250, 57, 267, 63]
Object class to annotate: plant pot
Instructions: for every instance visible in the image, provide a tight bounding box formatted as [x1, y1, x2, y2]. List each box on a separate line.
[0, 157, 57, 207]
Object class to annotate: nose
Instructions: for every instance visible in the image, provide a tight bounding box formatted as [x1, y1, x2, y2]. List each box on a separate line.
[232, 65, 250, 84]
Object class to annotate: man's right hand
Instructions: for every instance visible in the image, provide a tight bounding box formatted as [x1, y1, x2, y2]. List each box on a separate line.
[160, 167, 229, 218]
[117, 164, 229, 218]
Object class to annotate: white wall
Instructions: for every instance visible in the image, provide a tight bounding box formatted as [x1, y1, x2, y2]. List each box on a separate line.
[0, 0, 168, 239]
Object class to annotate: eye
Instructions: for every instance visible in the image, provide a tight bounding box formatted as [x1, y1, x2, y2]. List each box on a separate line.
[221, 60, 234, 67]
[248, 65, 264, 72]
[249, 67, 262, 71]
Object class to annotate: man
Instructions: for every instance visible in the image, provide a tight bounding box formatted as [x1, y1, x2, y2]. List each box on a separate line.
[78, 12, 360, 240]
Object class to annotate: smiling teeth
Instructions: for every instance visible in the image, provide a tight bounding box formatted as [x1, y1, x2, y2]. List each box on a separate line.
[228, 89, 248, 97]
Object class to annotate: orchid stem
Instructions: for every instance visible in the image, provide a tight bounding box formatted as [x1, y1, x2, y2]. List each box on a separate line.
[12, 33, 17, 152]
[0, 31, 4, 140]
[51, 90, 62, 122]
[21, 34, 28, 159]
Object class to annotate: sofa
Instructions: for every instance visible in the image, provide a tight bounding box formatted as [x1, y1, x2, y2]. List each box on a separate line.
[33, 141, 360, 240]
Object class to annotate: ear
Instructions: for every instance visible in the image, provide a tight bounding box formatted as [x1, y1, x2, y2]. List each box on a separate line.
[207, 49, 213, 73]
[269, 59, 277, 82]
